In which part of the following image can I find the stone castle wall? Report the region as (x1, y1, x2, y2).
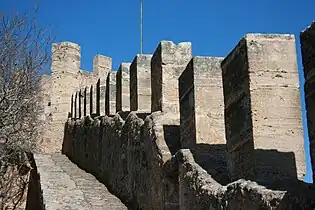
(37, 42, 111, 153)
(38, 21, 315, 209)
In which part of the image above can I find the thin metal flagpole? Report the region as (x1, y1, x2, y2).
(140, 0, 143, 55)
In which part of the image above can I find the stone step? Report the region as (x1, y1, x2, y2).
(34, 154, 127, 210)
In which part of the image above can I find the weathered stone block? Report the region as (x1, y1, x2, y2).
(96, 79, 101, 116)
(74, 91, 79, 119)
(300, 21, 315, 181)
(84, 86, 89, 116)
(43, 42, 81, 152)
(51, 42, 81, 75)
(94, 55, 111, 117)
(151, 41, 192, 116)
(93, 54, 112, 78)
(71, 94, 75, 118)
(106, 71, 117, 116)
(100, 85, 106, 116)
(79, 88, 85, 118)
(221, 34, 305, 184)
(130, 54, 152, 112)
(116, 63, 131, 112)
(90, 84, 97, 115)
(179, 56, 225, 148)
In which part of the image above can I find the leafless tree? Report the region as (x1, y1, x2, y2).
(0, 6, 52, 209)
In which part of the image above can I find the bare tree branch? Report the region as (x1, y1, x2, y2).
(0, 5, 53, 209)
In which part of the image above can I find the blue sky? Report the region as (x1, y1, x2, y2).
(1, 0, 314, 183)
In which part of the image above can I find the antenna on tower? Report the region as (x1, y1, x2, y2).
(140, 0, 143, 55)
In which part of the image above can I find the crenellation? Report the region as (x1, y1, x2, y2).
(75, 91, 79, 119)
(130, 54, 152, 112)
(84, 86, 90, 116)
(179, 56, 225, 148)
(90, 84, 97, 115)
(96, 79, 101, 116)
(51, 42, 81, 74)
(39, 41, 112, 153)
(93, 54, 112, 77)
(79, 88, 85, 118)
(37, 21, 315, 209)
(151, 41, 192, 116)
(221, 33, 305, 184)
(71, 94, 75, 118)
(106, 71, 117, 116)
(116, 63, 131, 112)
(100, 85, 106, 116)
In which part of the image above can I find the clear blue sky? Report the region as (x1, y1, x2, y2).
(1, 0, 314, 183)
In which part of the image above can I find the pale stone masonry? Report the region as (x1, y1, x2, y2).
(96, 79, 101, 115)
(90, 84, 97, 115)
(100, 84, 106, 116)
(94, 55, 111, 116)
(93, 55, 112, 77)
(84, 87, 89, 116)
(151, 41, 192, 116)
(130, 54, 152, 112)
(75, 91, 80, 119)
(33, 22, 315, 209)
(300, 21, 315, 181)
(116, 63, 131, 112)
(106, 71, 117, 116)
(79, 88, 85, 118)
(221, 34, 305, 184)
(38, 42, 112, 153)
(179, 56, 225, 148)
(70, 94, 75, 118)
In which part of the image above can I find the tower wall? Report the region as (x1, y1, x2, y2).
(221, 34, 305, 183)
(130, 54, 152, 112)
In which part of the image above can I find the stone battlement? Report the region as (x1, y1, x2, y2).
(37, 42, 112, 153)
(36, 21, 315, 209)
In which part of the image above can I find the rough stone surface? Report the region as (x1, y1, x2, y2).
(179, 56, 225, 148)
(32, 153, 127, 210)
(38, 42, 112, 153)
(300, 21, 315, 182)
(63, 111, 315, 210)
(116, 63, 131, 112)
(130, 54, 152, 112)
(35, 24, 315, 209)
(221, 34, 305, 185)
(75, 91, 80, 119)
(151, 41, 192, 115)
(79, 88, 85, 118)
(90, 84, 97, 115)
(174, 149, 315, 210)
(106, 71, 117, 116)
(63, 111, 180, 210)
(84, 86, 90, 116)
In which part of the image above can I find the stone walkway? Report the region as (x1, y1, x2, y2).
(34, 154, 127, 210)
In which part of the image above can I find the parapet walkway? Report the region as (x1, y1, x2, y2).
(34, 153, 127, 210)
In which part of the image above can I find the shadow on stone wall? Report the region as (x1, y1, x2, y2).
(163, 125, 181, 155)
(189, 144, 298, 190)
(25, 153, 44, 210)
(190, 144, 229, 185)
(172, 149, 315, 210)
(254, 149, 298, 191)
(62, 111, 178, 209)
(61, 111, 310, 209)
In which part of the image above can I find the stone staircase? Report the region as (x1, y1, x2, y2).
(33, 154, 127, 210)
